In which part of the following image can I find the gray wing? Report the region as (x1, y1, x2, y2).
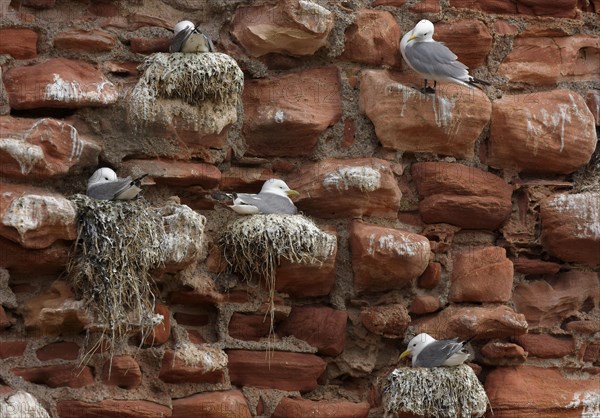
(87, 178, 134, 201)
(415, 339, 466, 367)
(405, 41, 469, 79)
(169, 27, 192, 52)
(236, 192, 297, 215)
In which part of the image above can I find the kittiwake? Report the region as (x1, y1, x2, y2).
(399, 333, 471, 368)
(170, 20, 215, 53)
(212, 179, 299, 215)
(87, 167, 147, 201)
(400, 20, 490, 93)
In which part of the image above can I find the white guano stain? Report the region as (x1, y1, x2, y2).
(323, 165, 382, 192)
(274, 110, 285, 123)
(297, 0, 332, 33)
(367, 233, 429, 257)
(565, 391, 600, 417)
(0, 138, 44, 174)
(548, 193, 600, 240)
(1, 195, 76, 239)
(44, 74, 117, 104)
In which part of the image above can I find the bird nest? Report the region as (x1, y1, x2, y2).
(67, 195, 167, 360)
(219, 214, 336, 336)
(130, 52, 243, 111)
(382, 365, 489, 418)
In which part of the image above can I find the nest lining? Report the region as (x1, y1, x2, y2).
(131, 52, 244, 110)
(219, 214, 336, 337)
(67, 195, 167, 358)
(382, 364, 489, 418)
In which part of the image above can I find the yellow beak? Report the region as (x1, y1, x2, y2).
(399, 350, 411, 360)
(407, 34, 417, 43)
(286, 189, 300, 197)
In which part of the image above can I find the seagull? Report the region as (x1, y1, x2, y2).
(169, 20, 215, 53)
(399, 333, 471, 368)
(212, 179, 300, 215)
(86, 167, 147, 201)
(400, 20, 490, 94)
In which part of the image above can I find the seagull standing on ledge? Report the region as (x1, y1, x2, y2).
(212, 179, 300, 215)
(87, 168, 147, 201)
(400, 20, 490, 94)
(169, 20, 215, 53)
(399, 333, 472, 368)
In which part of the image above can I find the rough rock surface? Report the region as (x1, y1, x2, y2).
(412, 162, 513, 229)
(57, 400, 171, 418)
(360, 304, 411, 338)
(0, 28, 38, 59)
(488, 90, 597, 174)
(360, 70, 492, 159)
(171, 390, 252, 418)
(540, 193, 600, 266)
(349, 221, 430, 293)
(273, 398, 370, 418)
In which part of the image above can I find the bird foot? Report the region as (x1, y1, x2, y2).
(419, 86, 436, 94)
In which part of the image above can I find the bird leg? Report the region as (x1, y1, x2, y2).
(420, 79, 436, 94)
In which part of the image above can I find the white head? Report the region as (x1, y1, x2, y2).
(408, 19, 435, 42)
(260, 179, 300, 198)
(399, 333, 436, 364)
(174, 20, 194, 34)
(88, 167, 118, 187)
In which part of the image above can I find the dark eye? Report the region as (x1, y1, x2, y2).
(412, 343, 417, 347)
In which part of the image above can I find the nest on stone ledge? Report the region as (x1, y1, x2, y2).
(219, 214, 336, 338)
(382, 364, 489, 418)
(129, 52, 243, 114)
(67, 195, 167, 363)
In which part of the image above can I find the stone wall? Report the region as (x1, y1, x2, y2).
(1, 0, 599, 417)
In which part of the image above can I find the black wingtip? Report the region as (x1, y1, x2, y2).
(469, 77, 491, 87)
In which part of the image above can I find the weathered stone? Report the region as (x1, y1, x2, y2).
(409, 295, 440, 315)
(36, 341, 79, 361)
(0, 117, 101, 178)
(0, 28, 38, 59)
(513, 271, 599, 328)
(57, 400, 171, 418)
(139, 303, 170, 347)
(434, 20, 492, 70)
(583, 340, 599, 365)
(278, 306, 347, 356)
(585, 89, 600, 125)
(289, 158, 402, 219)
(21, 281, 89, 335)
(21, 0, 55, 7)
(130, 37, 171, 54)
(3, 58, 118, 109)
(0, 237, 69, 274)
(159, 205, 207, 272)
(488, 90, 597, 174)
(409, 0, 441, 12)
(275, 239, 337, 297)
(500, 35, 600, 85)
(1, 391, 50, 418)
(360, 304, 410, 338)
(540, 193, 600, 266)
(123, 159, 221, 189)
(0, 305, 10, 329)
(242, 67, 342, 157)
(231, 0, 334, 57)
(341, 10, 401, 67)
(448, 0, 517, 13)
(54, 29, 118, 52)
(172, 390, 252, 418)
(485, 366, 599, 417)
(228, 313, 271, 341)
(512, 257, 561, 275)
(450, 246, 514, 303)
(101, 355, 142, 389)
(360, 70, 491, 159)
(12, 365, 93, 388)
(227, 350, 326, 392)
(481, 341, 528, 366)
(414, 305, 528, 340)
(565, 319, 600, 334)
(273, 398, 370, 418)
(513, 334, 575, 358)
(417, 262, 441, 289)
(517, 0, 579, 17)
(412, 162, 513, 229)
(349, 221, 430, 293)
(0, 184, 77, 249)
(158, 348, 227, 384)
(0, 341, 27, 359)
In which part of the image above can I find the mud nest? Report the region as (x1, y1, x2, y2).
(67, 195, 166, 360)
(219, 214, 336, 336)
(130, 52, 243, 112)
(382, 365, 489, 418)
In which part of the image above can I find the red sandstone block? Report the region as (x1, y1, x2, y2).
(57, 399, 171, 418)
(0, 28, 38, 59)
(101, 355, 142, 389)
(12, 364, 93, 388)
(172, 390, 252, 418)
(0, 341, 27, 359)
(36, 341, 80, 361)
